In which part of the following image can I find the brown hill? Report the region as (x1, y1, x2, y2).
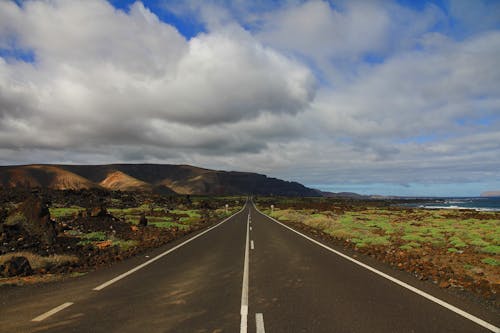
(0, 165, 97, 190)
(99, 171, 152, 192)
(0, 164, 320, 196)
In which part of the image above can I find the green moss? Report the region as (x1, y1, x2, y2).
(408, 241, 421, 248)
(150, 221, 189, 229)
(111, 239, 138, 250)
(447, 247, 459, 253)
(449, 236, 467, 248)
(50, 206, 84, 219)
(170, 209, 201, 218)
(401, 234, 428, 243)
(481, 257, 500, 266)
(364, 236, 390, 246)
(481, 245, 500, 255)
(469, 238, 490, 247)
(77, 231, 107, 245)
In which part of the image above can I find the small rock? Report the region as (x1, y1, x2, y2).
(439, 280, 450, 288)
(96, 240, 112, 250)
(90, 205, 108, 217)
(139, 213, 148, 227)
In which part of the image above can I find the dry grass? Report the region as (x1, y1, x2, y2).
(0, 252, 79, 271)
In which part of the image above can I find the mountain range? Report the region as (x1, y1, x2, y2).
(0, 164, 321, 197)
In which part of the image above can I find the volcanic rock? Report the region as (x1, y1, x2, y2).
(90, 205, 108, 217)
(3, 196, 56, 245)
(139, 213, 148, 227)
(0, 256, 33, 277)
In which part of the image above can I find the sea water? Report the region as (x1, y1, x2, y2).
(411, 197, 500, 212)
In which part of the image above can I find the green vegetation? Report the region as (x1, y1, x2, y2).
(481, 245, 500, 255)
(110, 238, 138, 250)
(108, 205, 205, 227)
(49, 206, 84, 218)
(262, 207, 500, 256)
(76, 231, 138, 250)
(78, 231, 107, 243)
(481, 257, 500, 266)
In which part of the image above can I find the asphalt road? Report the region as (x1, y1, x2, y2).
(0, 200, 498, 332)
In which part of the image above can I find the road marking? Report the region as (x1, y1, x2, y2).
(31, 302, 74, 322)
(240, 213, 250, 333)
(251, 240, 255, 250)
(93, 204, 247, 291)
(254, 204, 500, 333)
(256, 313, 265, 333)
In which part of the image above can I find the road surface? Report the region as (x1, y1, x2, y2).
(0, 200, 498, 332)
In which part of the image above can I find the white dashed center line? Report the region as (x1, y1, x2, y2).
(31, 302, 74, 322)
(256, 313, 265, 333)
(240, 212, 250, 333)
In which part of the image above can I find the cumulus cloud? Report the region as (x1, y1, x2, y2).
(253, 0, 446, 83)
(311, 30, 500, 140)
(0, 0, 315, 152)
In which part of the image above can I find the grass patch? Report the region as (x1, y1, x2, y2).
(49, 206, 84, 219)
(77, 231, 107, 245)
(449, 236, 467, 248)
(149, 221, 189, 229)
(400, 242, 421, 251)
(110, 239, 138, 250)
(481, 257, 500, 266)
(401, 234, 428, 243)
(481, 245, 500, 255)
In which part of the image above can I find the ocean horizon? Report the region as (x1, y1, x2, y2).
(402, 196, 500, 212)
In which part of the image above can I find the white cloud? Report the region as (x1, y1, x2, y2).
(0, 0, 315, 152)
(253, 0, 445, 83)
(311, 30, 500, 140)
(257, 1, 390, 60)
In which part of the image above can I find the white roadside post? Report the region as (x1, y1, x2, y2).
(225, 204, 229, 214)
(270, 204, 274, 213)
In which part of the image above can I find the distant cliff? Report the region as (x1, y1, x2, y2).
(0, 164, 320, 197)
(481, 191, 500, 197)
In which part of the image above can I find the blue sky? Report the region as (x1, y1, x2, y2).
(0, 0, 499, 196)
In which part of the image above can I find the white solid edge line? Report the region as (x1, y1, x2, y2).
(240, 212, 250, 333)
(253, 204, 500, 333)
(31, 302, 74, 322)
(256, 313, 265, 333)
(251, 240, 255, 250)
(93, 203, 248, 291)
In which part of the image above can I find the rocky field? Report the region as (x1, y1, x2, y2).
(0, 188, 244, 286)
(256, 197, 500, 308)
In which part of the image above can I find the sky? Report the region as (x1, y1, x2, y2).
(0, 0, 499, 197)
